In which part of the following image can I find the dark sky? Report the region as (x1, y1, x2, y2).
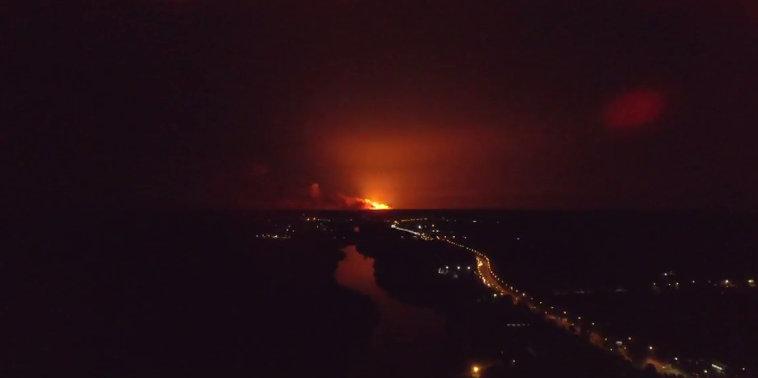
(4, 0, 758, 209)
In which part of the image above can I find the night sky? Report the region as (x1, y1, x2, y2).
(4, 0, 758, 210)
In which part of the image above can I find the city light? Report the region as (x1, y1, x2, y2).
(392, 223, 704, 378)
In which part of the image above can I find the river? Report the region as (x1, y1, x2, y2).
(334, 245, 446, 378)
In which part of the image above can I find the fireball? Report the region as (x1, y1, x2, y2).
(363, 199, 391, 210)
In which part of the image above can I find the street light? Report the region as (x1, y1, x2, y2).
(472, 365, 480, 374)
(649, 346, 654, 351)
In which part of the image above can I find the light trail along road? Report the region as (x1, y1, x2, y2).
(391, 223, 690, 378)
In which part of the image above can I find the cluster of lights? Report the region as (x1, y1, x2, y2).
(392, 223, 750, 377)
(438, 265, 473, 275)
(255, 234, 291, 240)
(390, 224, 433, 240)
(305, 217, 328, 222)
(394, 218, 428, 223)
(652, 278, 755, 289)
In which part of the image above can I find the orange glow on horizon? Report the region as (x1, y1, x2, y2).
(362, 199, 391, 210)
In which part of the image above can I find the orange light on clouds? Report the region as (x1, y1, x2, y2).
(315, 125, 515, 209)
(362, 199, 391, 210)
(603, 89, 665, 130)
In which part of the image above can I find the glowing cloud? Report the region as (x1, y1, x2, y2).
(603, 89, 666, 130)
(360, 199, 391, 210)
(278, 183, 391, 209)
(337, 194, 392, 210)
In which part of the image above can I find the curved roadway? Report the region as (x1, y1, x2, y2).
(391, 223, 689, 377)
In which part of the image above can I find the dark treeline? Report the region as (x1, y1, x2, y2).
(356, 239, 480, 309)
(466, 297, 670, 378)
(353, 237, 684, 378)
(0, 213, 378, 376)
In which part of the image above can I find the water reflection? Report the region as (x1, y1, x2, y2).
(335, 245, 445, 378)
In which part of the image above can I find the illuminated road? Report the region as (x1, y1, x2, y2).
(390, 223, 691, 378)
(644, 357, 688, 377)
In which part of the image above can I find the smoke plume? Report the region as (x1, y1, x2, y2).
(279, 183, 390, 210)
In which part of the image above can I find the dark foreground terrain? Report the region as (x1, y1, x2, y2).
(1, 213, 378, 376)
(393, 210, 758, 375)
(3, 210, 756, 378)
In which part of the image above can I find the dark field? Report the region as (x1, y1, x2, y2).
(415, 211, 758, 372)
(549, 290, 758, 368)
(2, 210, 756, 376)
(0, 213, 378, 376)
